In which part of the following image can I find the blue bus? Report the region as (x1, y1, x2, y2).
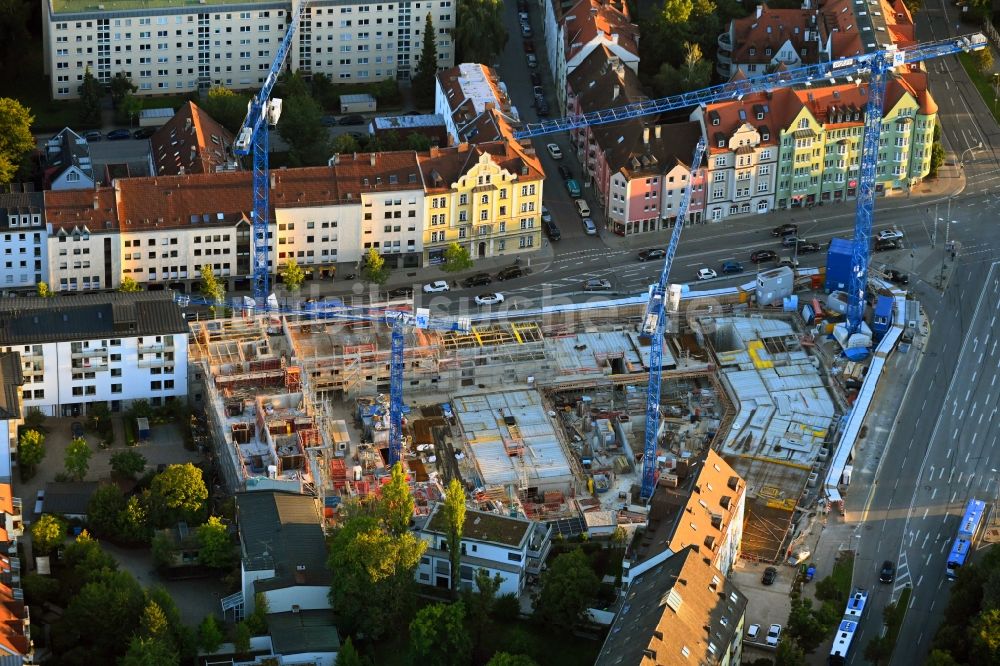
(946, 498, 987, 579)
(829, 588, 869, 665)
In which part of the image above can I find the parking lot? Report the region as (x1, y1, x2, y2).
(731, 560, 794, 655)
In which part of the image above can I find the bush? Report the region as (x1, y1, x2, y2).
(492, 593, 521, 622)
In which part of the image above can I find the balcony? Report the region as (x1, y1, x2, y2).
(139, 341, 173, 354)
(138, 354, 169, 369)
(71, 347, 107, 358)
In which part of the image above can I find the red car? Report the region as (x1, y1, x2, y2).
(523, 40, 534, 53)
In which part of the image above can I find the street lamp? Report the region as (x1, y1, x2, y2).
(960, 142, 984, 170)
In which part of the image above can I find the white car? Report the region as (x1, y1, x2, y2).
(541, 206, 552, 223)
(546, 143, 563, 160)
(697, 268, 718, 280)
(34, 490, 44, 516)
(766, 624, 782, 647)
(747, 624, 760, 640)
(583, 278, 612, 291)
(422, 280, 450, 293)
(475, 292, 505, 306)
(416, 444, 434, 452)
(877, 228, 904, 241)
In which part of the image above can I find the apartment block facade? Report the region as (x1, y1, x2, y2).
(0, 187, 48, 293)
(41, 0, 456, 99)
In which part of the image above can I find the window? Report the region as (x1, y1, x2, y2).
(507, 552, 523, 562)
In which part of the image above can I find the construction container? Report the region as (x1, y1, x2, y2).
(825, 238, 853, 292)
(755, 266, 794, 306)
(871, 295, 894, 342)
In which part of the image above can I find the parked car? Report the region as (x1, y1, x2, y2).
(637, 248, 666, 261)
(543, 220, 561, 240)
(558, 165, 573, 180)
(750, 249, 777, 263)
(797, 242, 821, 253)
(583, 278, 612, 291)
(385, 287, 414, 299)
(339, 114, 365, 126)
(530, 71, 542, 86)
(766, 624, 782, 647)
(565, 179, 581, 197)
(526, 53, 537, 67)
(771, 223, 798, 237)
(781, 235, 805, 248)
(33, 490, 44, 516)
(132, 127, 156, 139)
(461, 273, 492, 288)
(884, 268, 909, 285)
(541, 206, 552, 223)
(747, 624, 761, 640)
(475, 292, 504, 306)
(778, 256, 800, 268)
(422, 280, 450, 293)
(762, 566, 778, 585)
(496, 265, 524, 281)
(533, 85, 545, 98)
(697, 268, 717, 280)
(874, 239, 900, 252)
(877, 228, 904, 241)
(83, 130, 103, 142)
(722, 260, 744, 274)
(523, 39, 534, 53)
(71, 421, 85, 438)
(106, 128, 131, 141)
(546, 143, 563, 160)
(575, 199, 591, 217)
(582, 217, 597, 235)
(321, 115, 338, 127)
(879, 560, 896, 584)
(521, 24, 533, 38)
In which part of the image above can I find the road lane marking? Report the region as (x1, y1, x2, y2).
(994, 373, 998, 387)
(922, 533, 930, 548)
(929, 466, 936, 481)
(946, 448, 952, 459)
(941, 467, 945, 479)
(930, 490, 936, 502)
(916, 576, 923, 589)
(954, 428, 959, 439)
(952, 491, 958, 502)
(927, 553, 934, 566)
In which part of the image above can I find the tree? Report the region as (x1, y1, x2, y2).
(413, 13, 438, 108)
(110, 450, 147, 479)
(278, 69, 310, 99)
(139, 600, 170, 639)
(442, 242, 474, 273)
(64, 437, 92, 481)
(465, 568, 504, 659)
(232, 622, 252, 657)
(310, 72, 337, 110)
(119, 276, 143, 292)
(109, 72, 137, 107)
(18, 428, 45, 471)
(279, 258, 306, 291)
(277, 94, 333, 167)
(198, 615, 224, 653)
(976, 47, 995, 75)
(115, 495, 151, 544)
(336, 637, 368, 666)
(331, 133, 360, 155)
(23, 407, 48, 433)
(121, 92, 143, 128)
(201, 86, 249, 133)
(926, 649, 960, 666)
(197, 515, 235, 568)
(864, 635, 892, 664)
(406, 132, 432, 151)
(87, 483, 127, 537)
(0, 98, 34, 185)
(327, 513, 427, 639)
(199, 264, 225, 306)
(786, 597, 827, 653)
(378, 462, 415, 535)
(246, 592, 269, 635)
(443, 478, 466, 592)
(533, 549, 599, 628)
(32, 514, 65, 555)
(36, 281, 53, 298)
(361, 247, 390, 285)
(409, 602, 472, 666)
(455, 0, 507, 65)
(775, 637, 807, 666)
(930, 141, 946, 177)
(651, 42, 712, 97)
(78, 68, 103, 126)
(0, 0, 32, 75)
(54, 569, 146, 662)
(148, 463, 208, 527)
(487, 654, 539, 666)
(971, 608, 1000, 664)
(122, 635, 179, 666)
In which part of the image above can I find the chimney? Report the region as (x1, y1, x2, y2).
(370, 153, 376, 167)
(93, 196, 99, 210)
(613, 85, 620, 100)
(756, 4, 763, 18)
(643, 127, 650, 144)
(270, 173, 276, 189)
(294, 564, 306, 584)
(655, 125, 662, 139)
(611, 32, 619, 44)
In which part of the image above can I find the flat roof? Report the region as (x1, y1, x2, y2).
(51, 0, 280, 15)
(424, 503, 532, 549)
(372, 114, 446, 130)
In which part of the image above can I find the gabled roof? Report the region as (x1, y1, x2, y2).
(44, 187, 119, 233)
(563, 0, 639, 62)
(728, 4, 825, 65)
(150, 101, 237, 177)
(417, 140, 544, 194)
(568, 44, 645, 117)
(0, 184, 43, 232)
(596, 547, 748, 666)
(235, 491, 330, 590)
(44, 128, 94, 187)
(602, 121, 704, 180)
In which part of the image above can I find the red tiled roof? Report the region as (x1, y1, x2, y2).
(563, 0, 639, 62)
(728, 4, 825, 65)
(417, 140, 544, 194)
(150, 101, 237, 177)
(44, 188, 119, 232)
(0, 485, 12, 516)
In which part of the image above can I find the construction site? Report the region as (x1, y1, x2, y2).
(190, 298, 850, 563)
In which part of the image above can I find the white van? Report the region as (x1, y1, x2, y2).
(575, 199, 591, 217)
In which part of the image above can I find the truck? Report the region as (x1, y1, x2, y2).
(825, 237, 853, 292)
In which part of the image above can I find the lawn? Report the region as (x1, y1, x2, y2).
(957, 51, 1000, 126)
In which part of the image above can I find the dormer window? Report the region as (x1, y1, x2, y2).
(749, 47, 756, 55)
(765, 48, 772, 55)
(717, 140, 725, 148)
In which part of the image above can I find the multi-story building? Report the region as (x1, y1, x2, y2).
(44, 188, 121, 292)
(418, 140, 544, 264)
(717, 0, 914, 79)
(0, 186, 48, 293)
(622, 449, 746, 583)
(41, 0, 456, 99)
(435, 63, 520, 146)
(43, 128, 95, 191)
(597, 546, 748, 666)
(0, 292, 189, 417)
(414, 503, 552, 596)
(149, 101, 237, 177)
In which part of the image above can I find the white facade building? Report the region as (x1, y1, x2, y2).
(435, 63, 519, 146)
(41, 0, 456, 99)
(0, 293, 189, 417)
(0, 187, 48, 293)
(414, 503, 552, 597)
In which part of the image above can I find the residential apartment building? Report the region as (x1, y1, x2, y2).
(418, 141, 544, 264)
(552, 0, 639, 115)
(567, 47, 705, 235)
(0, 292, 189, 417)
(435, 63, 520, 146)
(623, 449, 746, 583)
(0, 186, 48, 293)
(149, 101, 237, 177)
(414, 503, 552, 596)
(41, 0, 456, 99)
(717, 0, 914, 79)
(596, 546, 748, 666)
(45, 188, 121, 292)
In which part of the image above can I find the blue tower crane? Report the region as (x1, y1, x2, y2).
(513, 33, 985, 500)
(233, 1, 310, 302)
(178, 294, 469, 465)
